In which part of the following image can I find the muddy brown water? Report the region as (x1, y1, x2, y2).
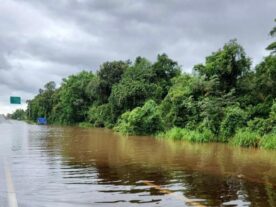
(0, 120, 276, 206)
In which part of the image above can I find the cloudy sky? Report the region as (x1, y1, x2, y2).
(0, 0, 275, 114)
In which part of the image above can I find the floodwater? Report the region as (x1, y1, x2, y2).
(0, 120, 276, 207)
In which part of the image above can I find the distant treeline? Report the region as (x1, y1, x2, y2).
(13, 19, 276, 149)
(7, 109, 26, 120)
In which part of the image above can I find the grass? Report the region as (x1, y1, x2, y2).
(78, 122, 93, 128)
(25, 119, 36, 124)
(158, 127, 184, 140)
(260, 133, 276, 150)
(231, 129, 260, 148)
(158, 127, 215, 143)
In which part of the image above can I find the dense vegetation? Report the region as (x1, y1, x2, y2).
(7, 109, 26, 120)
(10, 20, 276, 149)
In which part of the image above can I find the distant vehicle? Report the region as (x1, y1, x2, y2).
(37, 117, 47, 125)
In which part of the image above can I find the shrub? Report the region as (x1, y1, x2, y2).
(158, 127, 186, 140)
(79, 122, 93, 128)
(88, 104, 114, 128)
(220, 106, 247, 139)
(158, 127, 215, 143)
(260, 134, 276, 150)
(231, 129, 260, 148)
(247, 117, 271, 135)
(247, 101, 276, 135)
(185, 128, 215, 143)
(158, 75, 200, 129)
(114, 100, 164, 135)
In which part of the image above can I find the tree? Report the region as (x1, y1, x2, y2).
(27, 81, 57, 121)
(108, 57, 162, 122)
(151, 54, 181, 98)
(95, 61, 129, 104)
(114, 100, 164, 135)
(88, 104, 113, 128)
(199, 91, 236, 136)
(255, 55, 276, 99)
(220, 105, 248, 139)
(9, 109, 26, 120)
(266, 19, 276, 54)
(194, 40, 251, 92)
(52, 71, 95, 124)
(159, 74, 201, 129)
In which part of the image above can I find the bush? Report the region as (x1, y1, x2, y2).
(220, 106, 247, 139)
(88, 104, 114, 128)
(114, 100, 164, 135)
(158, 75, 200, 129)
(79, 122, 93, 128)
(187, 128, 215, 143)
(247, 101, 276, 135)
(158, 127, 215, 143)
(260, 134, 276, 150)
(158, 127, 186, 140)
(231, 129, 260, 148)
(247, 117, 271, 135)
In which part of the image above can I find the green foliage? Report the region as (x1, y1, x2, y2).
(159, 127, 215, 143)
(78, 122, 93, 128)
(199, 91, 236, 135)
(260, 133, 276, 150)
(25, 25, 276, 150)
(151, 54, 181, 98)
(231, 129, 260, 148)
(159, 74, 200, 129)
(9, 109, 26, 120)
(266, 19, 276, 54)
(247, 101, 276, 135)
(115, 100, 164, 135)
(88, 104, 114, 128)
(186, 128, 215, 143)
(109, 79, 158, 115)
(52, 71, 94, 124)
(110, 55, 181, 116)
(220, 105, 247, 139)
(254, 56, 276, 99)
(95, 61, 129, 104)
(194, 39, 251, 92)
(27, 81, 56, 122)
(248, 101, 273, 119)
(158, 127, 186, 140)
(247, 118, 271, 135)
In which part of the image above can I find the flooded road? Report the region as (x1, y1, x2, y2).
(0, 120, 276, 206)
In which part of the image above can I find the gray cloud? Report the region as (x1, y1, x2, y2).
(0, 0, 275, 114)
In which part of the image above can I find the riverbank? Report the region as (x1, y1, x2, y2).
(77, 122, 276, 150)
(12, 31, 276, 152)
(157, 127, 276, 150)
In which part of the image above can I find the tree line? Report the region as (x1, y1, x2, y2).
(12, 19, 276, 149)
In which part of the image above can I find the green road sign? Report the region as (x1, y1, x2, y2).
(10, 96, 21, 104)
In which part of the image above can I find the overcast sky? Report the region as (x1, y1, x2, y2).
(0, 0, 275, 114)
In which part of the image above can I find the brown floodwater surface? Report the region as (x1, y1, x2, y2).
(0, 120, 276, 206)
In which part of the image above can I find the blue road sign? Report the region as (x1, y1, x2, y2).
(37, 117, 47, 125)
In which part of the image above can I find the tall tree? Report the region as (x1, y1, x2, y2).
(266, 19, 276, 54)
(96, 61, 129, 104)
(27, 81, 56, 121)
(52, 71, 94, 124)
(194, 40, 251, 92)
(151, 54, 181, 98)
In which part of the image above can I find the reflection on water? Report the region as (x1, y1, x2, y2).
(0, 121, 276, 206)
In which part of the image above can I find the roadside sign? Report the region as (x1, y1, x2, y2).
(10, 96, 21, 104)
(37, 117, 47, 125)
